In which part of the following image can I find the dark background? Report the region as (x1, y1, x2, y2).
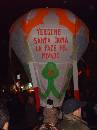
(0, 0, 97, 100)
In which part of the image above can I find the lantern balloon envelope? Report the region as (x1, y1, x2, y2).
(9, 8, 89, 107)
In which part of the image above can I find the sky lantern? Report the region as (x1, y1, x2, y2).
(9, 8, 89, 108)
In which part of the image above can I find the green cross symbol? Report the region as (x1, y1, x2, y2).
(40, 62, 64, 99)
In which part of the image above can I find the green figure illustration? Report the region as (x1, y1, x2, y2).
(40, 62, 73, 99)
(41, 62, 60, 99)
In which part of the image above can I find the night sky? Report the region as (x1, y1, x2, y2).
(0, 0, 97, 94)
